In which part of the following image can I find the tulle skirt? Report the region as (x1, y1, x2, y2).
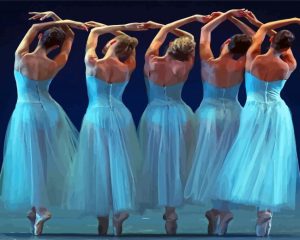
(65, 102, 140, 216)
(138, 100, 196, 209)
(213, 100, 299, 211)
(0, 101, 78, 212)
(184, 98, 241, 204)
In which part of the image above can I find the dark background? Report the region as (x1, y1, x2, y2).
(1, 1, 300, 167)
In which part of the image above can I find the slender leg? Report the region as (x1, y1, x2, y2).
(163, 207, 178, 235)
(34, 207, 52, 236)
(97, 216, 109, 235)
(256, 208, 272, 237)
(27, 207, 36, 234)
(113, 212, 129, 236)
(206, 200, 233, 236)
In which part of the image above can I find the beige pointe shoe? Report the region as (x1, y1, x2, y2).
(34, 211, 52, 236)
(205, 209, 220, 235)
(163, 212, 178, 235)
(256, 211, 272, 237)
(26, 209, 36, 234)
(113, 212, 129, 236)
(215, 211, 234, 236)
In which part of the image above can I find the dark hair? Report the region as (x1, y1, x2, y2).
(228, 34, 252, 57)
(272, 30, 295, 51)
(114, 35, 138, 62)
(167, 37, 196, 61)
(40, 27, 66, 49)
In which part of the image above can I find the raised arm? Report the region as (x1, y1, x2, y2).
(246, 17, 300, 62)
(85, 21, 129, 37)
(281, 48, 297, 72)
(85, 23, 144, 64)
(142, 20, 210, 39)
(15, 19, 87, 59)
(145, 15, 208, 59)
(200, 9, 246, 61)
(28, 11, 82, 69)
(229, 16, 255, 36)
(243, 10, 276, 37)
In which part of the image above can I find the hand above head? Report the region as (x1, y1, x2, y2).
(141, 21, 163, 29)
(243, 10, 260, 25)
(194, 14, 214, 23)
(227, 9, 247, 18)
(84, 21, 106, 28)
(28, 11, 57, 21)
(124, 22, 147, 31)
(62, 20, 89, 31)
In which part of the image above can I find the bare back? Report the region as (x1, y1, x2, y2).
(249, 54, 294, 81)
(144, 55, 193, 86)
(201, 55, 246, 88)
(86, 57, 133, 83)
(15, 53, 59, 81)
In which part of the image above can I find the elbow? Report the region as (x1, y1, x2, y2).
(161, 25, 171, 33)
(259, 24, 269, 32)
(30, 24, 40, 33)
(67, 31, 75, 39)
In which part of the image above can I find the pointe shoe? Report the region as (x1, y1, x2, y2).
(113, 212, 129, 236)
(256, 211, 272, 237)
(163, 212, 178, 235)
(97, 217, 109, 235)
(34, 211, 52, 236)
(215, 211, 234, 236)
(26, 210, 36, 234)
(205, 209, 220, 235)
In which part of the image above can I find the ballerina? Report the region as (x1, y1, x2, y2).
(65, 21, 145, 236)
(0, 11, 87, 235)
(137, 14, 212, 235)
(184, 9, 254, 235)
(214, 16, 300, 237)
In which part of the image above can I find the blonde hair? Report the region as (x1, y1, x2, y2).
(167, 37, 195, 61)
(114, 35, 138, 62)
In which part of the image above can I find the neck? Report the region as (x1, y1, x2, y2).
(104, 48, 117, 58)
(33, 45, 48, 56)
(267, 47, 282, 57)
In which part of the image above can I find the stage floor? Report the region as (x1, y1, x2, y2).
(0, 204, 299, 239)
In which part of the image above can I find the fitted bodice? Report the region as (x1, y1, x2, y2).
(14, 70, 53, 104)
(145, 78, 184, 103)
(86, 75, 128, 107)
(245, 72, 286, 103)
(202, 81, 240, 102)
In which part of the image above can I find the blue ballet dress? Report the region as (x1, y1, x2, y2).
(0, 70, 78, 212)
(65, 76, 140, 216)
(138, 79, 196, 209)
(184, 81, 242, 203)
(213, 72, 299, 211)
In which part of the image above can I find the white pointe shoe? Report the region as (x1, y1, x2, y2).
(113, 212, 129, 236)
(163, 212, 178, 235)
(34, 211, 52, 236)
(215, 211, 234, 236)
(205, 209, 220, 235)
(256, 211, 272, 237)
(26, 210, 36, 234)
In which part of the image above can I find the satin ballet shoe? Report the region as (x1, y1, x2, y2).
(256, 211, 272, 237)
(113, 212, 129, 236)
(34, 211, 52, 236)
(205, 209, 220, 235)
(26, 210, 36, 234)
(215, 211, 234, 236)
(163, 212, 178, 235)
(97, 216, 109, 235)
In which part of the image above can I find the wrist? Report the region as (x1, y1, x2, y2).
(292, 17, 300, 24)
